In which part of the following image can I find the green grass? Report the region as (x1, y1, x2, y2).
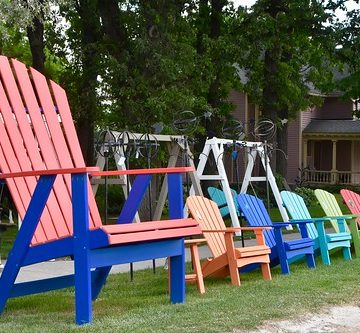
(0, 225, 17, 260)
(0, 193, 358, 331)
(0, 255, 360, 332)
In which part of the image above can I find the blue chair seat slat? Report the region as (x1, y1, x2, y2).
(284, 238, 314, 251)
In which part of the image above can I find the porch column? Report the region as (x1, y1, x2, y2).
(331, 140, 337, 184)
(302, 139, 308, 182)
(302, 139, 308, 168)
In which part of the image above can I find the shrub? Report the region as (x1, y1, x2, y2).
(294, 187, 316, 207)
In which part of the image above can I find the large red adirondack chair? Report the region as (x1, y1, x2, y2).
(0, 56, 201, 325)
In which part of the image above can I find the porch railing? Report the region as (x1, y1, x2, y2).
(304, 170, 360, 185)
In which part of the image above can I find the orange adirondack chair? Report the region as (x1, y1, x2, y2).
(0, 56, 201, 325)
(185, 196, 272, 290)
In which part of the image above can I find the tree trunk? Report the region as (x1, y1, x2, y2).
(97, 0, 128, 62)
(26, 1, 45, 73)
(276, 121, 288, 179)
(261, 0, 289, 177)
(76, 0, 101, 165)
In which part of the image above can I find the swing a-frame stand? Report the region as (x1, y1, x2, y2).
(196, 137, 289, 229)
(92, 132, 203, 222)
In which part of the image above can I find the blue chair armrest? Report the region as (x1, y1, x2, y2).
(271, 222, 290, 228)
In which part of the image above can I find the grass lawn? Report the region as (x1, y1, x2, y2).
(0, 254, 359, 332)
(0, 193, 357, 332)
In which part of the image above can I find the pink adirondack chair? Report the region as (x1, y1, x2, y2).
(340, 189, 360, 256)
(0, 56, 201, 325)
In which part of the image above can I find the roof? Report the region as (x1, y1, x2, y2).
(303, 119, 360, 135)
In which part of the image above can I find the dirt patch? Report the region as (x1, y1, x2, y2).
(235, 306, 360, 333)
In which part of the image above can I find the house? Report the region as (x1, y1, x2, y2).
(226, 90, 360, 186)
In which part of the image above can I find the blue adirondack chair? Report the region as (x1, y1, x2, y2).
(281, 190, 352, 265)
(207, 186, 239, 217)
(237, 193, 315, 274)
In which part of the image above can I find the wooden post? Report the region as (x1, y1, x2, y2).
(331, 140, 337, 184)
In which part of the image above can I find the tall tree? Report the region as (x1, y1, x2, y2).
(336, 5, 360, 117)
(25, 0, 46, 73)
(58, 0, 102, 164)
(235, 0, 344, 177)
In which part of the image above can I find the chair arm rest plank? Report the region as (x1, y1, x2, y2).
(102, 219, 201, 245)
(0, 167, 99, 178)
(271, 222, 290, 228)
(91, 166, 194, 177)
(324, 215, 353, 220)
(185, 238, 207, 245)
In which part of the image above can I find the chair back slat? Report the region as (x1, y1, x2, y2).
(50, 80, 102, 228)
(11, 59, 73, 238)
(0, 56, 102, 245)
(186, 196, 227, 258)
(314, 189, 344, 233)
(280, 191, 318, 239)
(340, 189, 360, 227)
(0, 58, 57, 243)
(237, 194, 276, 248)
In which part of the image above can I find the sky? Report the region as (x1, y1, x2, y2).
(232, 0, 360, 21)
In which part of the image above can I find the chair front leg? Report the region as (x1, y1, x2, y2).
(273, 228, 290, 274)
(224, 233, 240, 286)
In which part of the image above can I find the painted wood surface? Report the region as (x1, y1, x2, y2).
(186, 195, 272, 289)
(281, 190, 352, 265)
(0, 56, 201, 325)
(315, 189, 358, 258)
(237, 193, 316, 274)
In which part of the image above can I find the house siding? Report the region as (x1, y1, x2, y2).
(301, 107, 315, 130)
(312, 97, 353, 119)
(352, 141, 360, 183)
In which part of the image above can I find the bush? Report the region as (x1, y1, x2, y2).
(294, 187, 316, 207)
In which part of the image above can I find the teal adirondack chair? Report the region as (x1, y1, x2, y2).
(207, 186, 239, 217)
(314, 189, 360, 257)
(281, 191, 352, 265)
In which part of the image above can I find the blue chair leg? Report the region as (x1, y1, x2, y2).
(169, 240, 185, 304)
(305, 253, 316, 269)
(91, 266, 112, 300)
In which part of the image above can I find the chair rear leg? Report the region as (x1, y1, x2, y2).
(342, 246, 352, 261)
(189, 244, 205, 294)
(319, 243, 331, 265)
(305, 253, 316, 269)
(260, 263, 272, 280)
(91, 266, 112, 300)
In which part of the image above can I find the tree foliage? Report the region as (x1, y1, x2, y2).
(0, 0, 358, 169)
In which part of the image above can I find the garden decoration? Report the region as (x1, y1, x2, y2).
(137, 133, 160, 274)
(172, 110, 199, 195)
(185, 195, 272, 292)
(237, 193, 315, 274)
(281, 190, 352, 265)
(94, 128, 118, 224)
(0, 56, 201, 325)
(194, 125, 289, 229)
(315, 189, 358, 258)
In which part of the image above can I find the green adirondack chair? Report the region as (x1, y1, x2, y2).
(314, 189, 360, 257)
(281, 190, 352, 265)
